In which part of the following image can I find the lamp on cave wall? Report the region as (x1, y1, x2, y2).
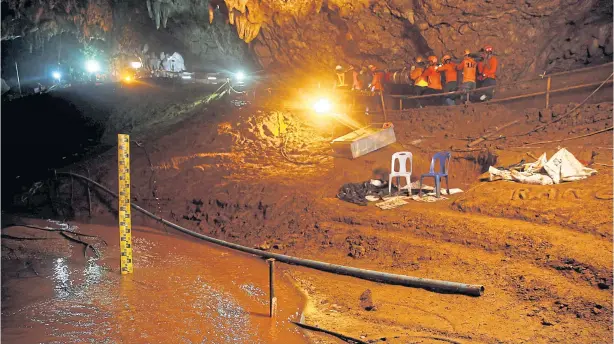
(52, 71, 62, 81)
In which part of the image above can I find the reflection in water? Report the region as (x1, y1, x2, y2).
(53, 258, 71, 298)
(84, 257, 104, 285)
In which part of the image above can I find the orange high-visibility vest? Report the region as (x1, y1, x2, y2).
(421, 66, 443, 90)
(456, 57, 477, 83)
(438, 62, 458, 83)
(478, 56, 498, 79)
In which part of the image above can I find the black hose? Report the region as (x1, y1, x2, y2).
(57, 171, 484, 297)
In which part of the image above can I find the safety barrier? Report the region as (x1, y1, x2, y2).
(243, 62, 612, 123)
(387, 62, 613, 109)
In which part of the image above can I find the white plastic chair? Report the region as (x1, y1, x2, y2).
(389, 152, 413, 195)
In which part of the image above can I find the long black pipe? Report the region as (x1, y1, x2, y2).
(58, 171, 484, 297)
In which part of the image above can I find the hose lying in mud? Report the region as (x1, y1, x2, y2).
(291, 321, 367, 344)
(57, 171, 485, 297)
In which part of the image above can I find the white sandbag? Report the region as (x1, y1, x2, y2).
(488, 166, 513, 181)
(510, 170, 554, 185)
(543, 148, 597, 184)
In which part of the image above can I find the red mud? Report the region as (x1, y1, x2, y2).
(4, 87, 613, 343)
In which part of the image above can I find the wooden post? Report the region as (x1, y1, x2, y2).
(267, 258, 277, 317)
(379, 91, 387, 122)
(399, 98, 403, 111)
(545, 76, 552, 108)
(86, 167, 92, 217)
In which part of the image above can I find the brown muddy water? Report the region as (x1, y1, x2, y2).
(1, 221, 309, 343)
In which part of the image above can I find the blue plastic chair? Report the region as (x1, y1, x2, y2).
(419, 152, 451, 198)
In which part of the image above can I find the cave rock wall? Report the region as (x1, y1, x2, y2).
(221, 0, 613, 82)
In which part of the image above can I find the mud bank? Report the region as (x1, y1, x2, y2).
(6, 80, 613, 343)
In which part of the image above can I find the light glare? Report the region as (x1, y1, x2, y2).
(130, 61, 142, 69)
(313, 98, 332, 114)
(85, 60, 100, 73)
(52, 71, 61, 80)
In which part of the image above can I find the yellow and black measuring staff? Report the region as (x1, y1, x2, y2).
(118, 134, 133, 274)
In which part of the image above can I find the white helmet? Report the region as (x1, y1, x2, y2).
(335, 65, 343, 71)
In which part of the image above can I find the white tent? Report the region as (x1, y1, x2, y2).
(161, 52, 185, 72)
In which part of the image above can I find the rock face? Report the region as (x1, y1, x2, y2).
(1, 0, 254, 74)
(2, 0, 612, 81)
(221, 0, 613, 82)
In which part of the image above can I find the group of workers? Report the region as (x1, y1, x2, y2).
(335, 45, 498, 106)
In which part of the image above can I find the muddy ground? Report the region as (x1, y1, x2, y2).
(3, 79, 613, 343)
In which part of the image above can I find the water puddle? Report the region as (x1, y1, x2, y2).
(1, 223, 308, 343)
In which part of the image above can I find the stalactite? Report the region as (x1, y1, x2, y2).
(146, 0, 153, 19)
(162, 4, 169, 29)
(153, 0, 161, 29)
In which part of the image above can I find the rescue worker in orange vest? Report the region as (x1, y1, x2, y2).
(410, 56, 428, 96)
(477, 44, 497, 101)
(365, 64, 384, 115)
(420, 55, 443, 95)
(456, 49, 477, 99)
(368, 64, 385, 92)
(437, 54, 458, 105)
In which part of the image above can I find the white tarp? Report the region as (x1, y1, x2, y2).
(543, 148, 597, 183)
(488, 148, 596, 185)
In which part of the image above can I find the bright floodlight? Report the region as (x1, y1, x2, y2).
(85, 60, 100, 73)
(130, 61, 142, 69)
(52, 71, 61, 80)
(313, 98, 332, 114)
(235, 71, 245, 80)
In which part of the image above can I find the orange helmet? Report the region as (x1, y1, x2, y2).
(415, 56, 424, 63)
(483, 45, 493, 53)
(442, 55, 451, 62)
(463, 49, 471, 56)
(427, 55, 438, 64)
